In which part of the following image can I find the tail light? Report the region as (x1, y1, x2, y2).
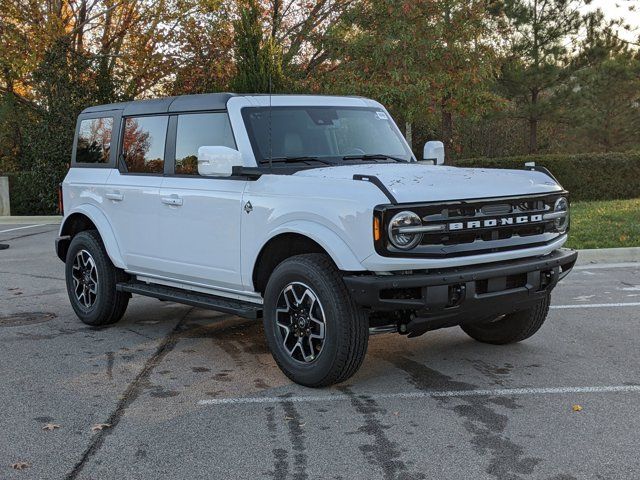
(58, 183, 64, 215)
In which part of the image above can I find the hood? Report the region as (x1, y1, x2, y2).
(293, 163, 562, 203)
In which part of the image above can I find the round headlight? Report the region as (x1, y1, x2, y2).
(388, 211, 423, 249)
(554, 197, 569, 233)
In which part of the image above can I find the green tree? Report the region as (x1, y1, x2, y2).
(563, 52, 640, 152)
(232, 0, 284, 93)
(323, 0, 499, 158)
(498, 0, 586, 154)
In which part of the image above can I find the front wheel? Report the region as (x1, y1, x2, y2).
(461, 295, 550, 345)
(65, 230, 130, 326)
(263, 254, 369, 387)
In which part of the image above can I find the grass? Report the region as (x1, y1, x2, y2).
(566, 198, 640, 249)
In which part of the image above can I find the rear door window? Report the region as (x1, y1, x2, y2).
(174, 113, 235, 175)
(122, 116, 168, 174)
(76, 117, 113, 164)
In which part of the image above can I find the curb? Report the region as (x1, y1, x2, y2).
(0, 215, 62, 225)
(575, 247, 640, 266)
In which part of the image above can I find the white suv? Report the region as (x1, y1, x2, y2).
(56, 93, 577, 387)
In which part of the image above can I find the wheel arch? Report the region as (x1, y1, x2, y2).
(57, 205, 125, 268)
(251, 222, 364, 294)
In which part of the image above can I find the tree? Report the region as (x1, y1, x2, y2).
(431, 0, 502, 156)
(230, 0, 354, 93)
(267, 0, 355, 85)
(232, 0, 284, 93)
(169, 0, 236, 95)
(498, 0, 586, 154)
(571, 54, 640, 152)
(322, 0, 499, 158)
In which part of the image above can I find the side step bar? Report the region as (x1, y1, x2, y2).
(116, 282, 262, 319)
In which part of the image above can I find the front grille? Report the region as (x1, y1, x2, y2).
(378, 192, 566, 258)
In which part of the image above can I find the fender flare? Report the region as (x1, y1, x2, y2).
(60, 204, 126, 269)
(252, 220, 364, 273)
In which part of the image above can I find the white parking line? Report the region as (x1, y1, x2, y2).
(0, 224, 48, 234)
(198, 384, 640, 406)
(551, 302, 640, 309)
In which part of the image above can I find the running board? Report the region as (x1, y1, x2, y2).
(116, 282, 262, 319)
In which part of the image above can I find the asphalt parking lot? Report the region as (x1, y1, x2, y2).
(1, 223, 639, 480)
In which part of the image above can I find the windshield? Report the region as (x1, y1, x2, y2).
(241, 106, 414, 164)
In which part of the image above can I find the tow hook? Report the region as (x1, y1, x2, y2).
(448, 284, 466, 307)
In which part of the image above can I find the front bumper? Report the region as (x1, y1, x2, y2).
(343, 248, 577, 335)
(55, 235, 71, 262)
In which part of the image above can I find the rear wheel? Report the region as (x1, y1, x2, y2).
(461, 295, 550, 345)
(65, 230, 129, 326)
(263, 254, 368, 387)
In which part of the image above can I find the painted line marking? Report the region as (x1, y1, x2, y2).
(0, 224, 52, 234)
(198, 384, 640, 406)
(551, 302, 640, 309)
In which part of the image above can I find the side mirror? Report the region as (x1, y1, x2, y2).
(422, 141, 445, 165)
(197, 146, 243, 177)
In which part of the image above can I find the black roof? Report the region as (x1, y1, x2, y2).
(81, 93, 237, 115)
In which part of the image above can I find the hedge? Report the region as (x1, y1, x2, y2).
(6, 171, 61, 216)
(455, 151, 640, 202)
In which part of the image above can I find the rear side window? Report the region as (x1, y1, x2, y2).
(122, 116, 168, 174)
(76, 117, 113, 164)
(175, 113, 235, 175)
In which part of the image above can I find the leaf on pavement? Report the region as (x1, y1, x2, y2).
(11, 462, 30, 470)
(42, 423, 61, 431)
(91, 423, 111, 432)
(572, 404, 583, 412)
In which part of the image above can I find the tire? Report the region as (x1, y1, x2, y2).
(263, 253, 369, 387)
(65, 230, 130, 326)
(460, 295, 550, 345)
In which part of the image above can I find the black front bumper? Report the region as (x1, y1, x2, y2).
(343, 248, 577, 335)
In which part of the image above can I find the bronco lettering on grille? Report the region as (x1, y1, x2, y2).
(448, 214, 543, 231)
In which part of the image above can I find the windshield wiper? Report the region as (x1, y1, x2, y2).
(342, 154, 407, 163)
(262, 156, 335, 166)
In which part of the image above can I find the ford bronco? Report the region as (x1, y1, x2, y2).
(56, 93, 577, 387)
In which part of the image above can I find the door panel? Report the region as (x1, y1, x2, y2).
(158, 177, 246, 290)
(104, 171, 163, 273)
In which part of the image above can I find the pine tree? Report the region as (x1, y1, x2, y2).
(232, 0, 284, 93)
(499, 0, 586, 154)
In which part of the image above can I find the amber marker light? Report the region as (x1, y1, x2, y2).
(373, 216, 381, 241)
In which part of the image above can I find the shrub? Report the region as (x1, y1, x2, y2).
(456, 151, 640, 201)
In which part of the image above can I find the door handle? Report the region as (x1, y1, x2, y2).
(105, 191, 124, 201)
(161, 195, 183, 206)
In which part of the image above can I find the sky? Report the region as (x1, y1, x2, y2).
(582, 0, 640, 43)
